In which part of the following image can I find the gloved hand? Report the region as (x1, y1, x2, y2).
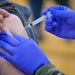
(0, 30, 50, 75)
(42, 5, 75, 39)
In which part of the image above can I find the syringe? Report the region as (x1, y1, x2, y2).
(25, 12, 52, 29)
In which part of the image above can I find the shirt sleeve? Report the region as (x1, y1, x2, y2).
(35, 63, 65, 75)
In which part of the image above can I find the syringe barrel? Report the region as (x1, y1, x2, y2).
(32, 15, 46, 26)
(25, 12, 52, 29)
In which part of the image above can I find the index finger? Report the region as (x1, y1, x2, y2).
(0, 8, 10, 17)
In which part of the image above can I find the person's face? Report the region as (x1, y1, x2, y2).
(0, 13, 27, 75)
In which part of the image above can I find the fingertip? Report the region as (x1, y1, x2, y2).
(42, 8, 49, 15)
(42, 10, 47, 15)
(52, 22, 57, 27)
(45, 25, 52, 32)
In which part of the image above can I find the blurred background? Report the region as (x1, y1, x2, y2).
(10, 0, 75, 75)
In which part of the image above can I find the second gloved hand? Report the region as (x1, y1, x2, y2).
(0, 30, 50, 75)
(42, 5, 75, 39)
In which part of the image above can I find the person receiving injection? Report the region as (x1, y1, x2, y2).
(1, 5, 75, 75)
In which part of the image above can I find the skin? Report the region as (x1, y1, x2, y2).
(0, 8, 10, 29)
(0, 10, 28, 75)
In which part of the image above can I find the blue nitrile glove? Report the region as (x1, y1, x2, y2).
(42, 5, 75, 39)
(0, 30, 50, 75)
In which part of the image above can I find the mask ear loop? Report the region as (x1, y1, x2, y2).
(3, 27, 13, 37)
